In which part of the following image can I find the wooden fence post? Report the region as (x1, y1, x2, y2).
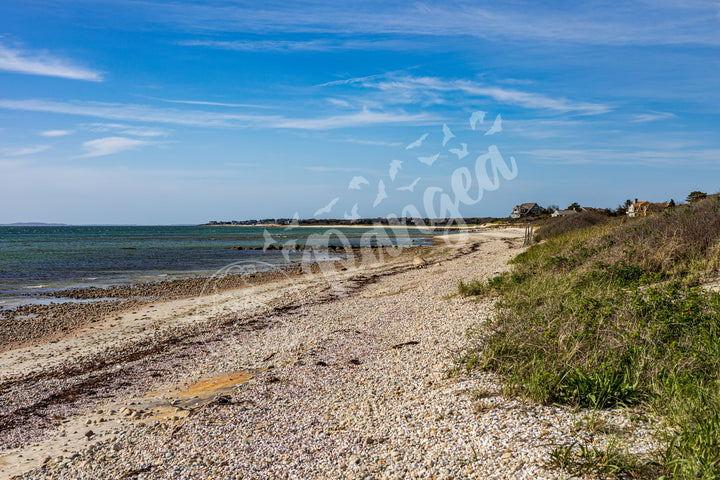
(523, 225, 534, 247)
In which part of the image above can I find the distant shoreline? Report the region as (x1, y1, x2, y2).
(206, 223, 492, 230)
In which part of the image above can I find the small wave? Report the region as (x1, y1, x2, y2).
(24, 285, 46, 289)
(83, 277, 99, 280)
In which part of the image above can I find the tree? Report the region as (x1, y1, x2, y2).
(567, 202, 581, 211)
(668, 199, 676, 207)
(547, 204, 560, 213)
(686, 191, 707, 203)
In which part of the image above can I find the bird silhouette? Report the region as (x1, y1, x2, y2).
(314, 197, 340, 217)
(263, 230, 277, 250)
(418, 153, 440, 166)
(344, 203, 360, 220)
(484, 114, 502, 136)
(373, 180, 388, 207)
(442, 124, 455, 147)
(397, 177, 421, 192)
(470, 111, 486, 130)
(389, 160, 402, 181)
(449, 143, 468, 160)
(348, 176, 370, 190)
(406, 133, 429, 150)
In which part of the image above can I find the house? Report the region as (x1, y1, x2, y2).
(551, 209, 579, 218)
(627, 199, 671, 217)
(511, 202, 540, 218)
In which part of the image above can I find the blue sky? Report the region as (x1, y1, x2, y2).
(0, 1, 719, 224)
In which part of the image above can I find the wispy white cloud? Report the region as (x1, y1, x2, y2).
(179, 39, 334, 52)
(326, 98, 352, 108)
(41, 129, 73, 137)
(0, 43, 102, 81)
(146, 97, 275, 109)
(78, 137, 149, 158)
(86, 123, 169, 137)
(2, 145, 50, 157)
(325, 73, 611, 115)
(521, 147, 720, 165)
(155, 2, 720, 46)
(337, 137, 403, 147)
(274, 107, 435, 129)
(0, 98, 278, 128)
(631, 111, 677, 123)
(178, 38, 426, 52)
(0, 98, 429, 131)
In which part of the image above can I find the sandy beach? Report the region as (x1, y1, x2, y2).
(0, 229, 660, 479)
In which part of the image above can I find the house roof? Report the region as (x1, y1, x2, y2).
(632, 201, 670, 208)
(516, 202, 538, 209)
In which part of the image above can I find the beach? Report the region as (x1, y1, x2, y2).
(0, 229, 660, 479)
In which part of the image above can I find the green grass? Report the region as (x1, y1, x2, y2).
(459, 195, 720, 479)
(548, 439, 662, 478)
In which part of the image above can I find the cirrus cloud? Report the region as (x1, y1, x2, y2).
(0, 43, 102, 81)
(2, 145, 50, 157)
(41, 129, 73, 137)
(78, 137, 149, 158)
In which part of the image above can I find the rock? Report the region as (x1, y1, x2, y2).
(84, 430, 94, 439)
(413, 257, 427, 266)
(122, 408, 133, 416)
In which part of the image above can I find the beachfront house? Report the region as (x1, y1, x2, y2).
(627, 199, 671, 217)
(551, 209, 579, 218)
(511, 202, 540, 218)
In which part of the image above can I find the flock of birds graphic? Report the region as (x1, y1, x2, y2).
(312, 111, 503, 219)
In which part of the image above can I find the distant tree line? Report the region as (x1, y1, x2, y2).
(204, 217, 497, 227)
(204, 191, 713, 227)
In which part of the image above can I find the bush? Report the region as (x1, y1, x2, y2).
(459, 196, 720, 478)
(534, 211, 609, 242)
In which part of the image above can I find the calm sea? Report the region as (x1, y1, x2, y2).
(0, 225, 429, 308)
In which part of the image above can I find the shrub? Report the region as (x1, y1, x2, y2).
(534, 211, 609, 242)
(459, 196, 720, 478)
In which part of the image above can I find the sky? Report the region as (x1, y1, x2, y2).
(0, 1, 719, 224)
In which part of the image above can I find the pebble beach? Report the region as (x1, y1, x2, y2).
(0, 229, 661, 479)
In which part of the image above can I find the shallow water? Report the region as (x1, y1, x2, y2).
(0, 225, 430, 303)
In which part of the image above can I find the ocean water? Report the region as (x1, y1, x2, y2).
(0, 225, 429, 308)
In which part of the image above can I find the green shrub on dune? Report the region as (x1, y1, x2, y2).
(460, 195, 720, 479)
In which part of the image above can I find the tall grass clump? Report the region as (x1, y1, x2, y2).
(460, 195, 720, 478)
(534, 210, 610, 242)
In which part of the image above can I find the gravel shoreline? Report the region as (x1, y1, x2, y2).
(0, 230, 661, 479)
(0, 245, 429, 351)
